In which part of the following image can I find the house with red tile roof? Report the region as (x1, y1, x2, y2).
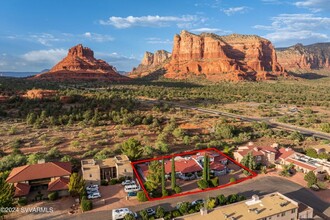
(234, 143, 278, 167)
(137, 150, 228, 181)
(6, 162, 71, 197)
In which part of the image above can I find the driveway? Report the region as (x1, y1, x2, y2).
(63, 176, 330, 220)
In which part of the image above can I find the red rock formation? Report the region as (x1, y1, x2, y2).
(23, 89, 58, 99)
(33, 44, 129, 81)
(164, 31, 285, 81)
(276, 43, 330, 73)
(130, 50, 171, 78)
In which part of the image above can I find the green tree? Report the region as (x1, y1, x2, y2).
(305, 148, 318, 158)
(124, 213, 135, 220)
(121, 138, 143, 160)
(171, 157, 176, 190)
(161, 159, 167, 197)
(172, 128, 184, 139)
(68, 173, 85, 197)
(139, 210, 149, 220)
(304, 171, 317, 187)
(178, 202, 190, 215)
(27, 152, 45, 164)
(0, 176, 15, 218)
(137, 191, 148, 202)
(155, 206, 165, 218)
(217, 194, 227, 205)
(215, 124, 236, 139)
(145, 161, 162, 192)
(203, 154, 210, 181)
(240, 152, 256, 174)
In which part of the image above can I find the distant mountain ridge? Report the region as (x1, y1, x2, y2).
(276, 42, 330, 73)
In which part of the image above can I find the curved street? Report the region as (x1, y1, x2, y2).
(67, 176, 330, 220)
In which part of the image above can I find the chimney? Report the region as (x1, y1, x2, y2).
(37, 159, 45, 164)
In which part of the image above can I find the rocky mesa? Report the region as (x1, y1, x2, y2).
(131, 30, 286, 81)
(276, 43, 330, 73)
(33, 44, 128, 81)
(130, 50, 171, 78)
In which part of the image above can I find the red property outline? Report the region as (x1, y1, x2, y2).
(131, 148, 257, 201)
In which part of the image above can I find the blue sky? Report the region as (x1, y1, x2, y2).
(0, 0, 329, 72)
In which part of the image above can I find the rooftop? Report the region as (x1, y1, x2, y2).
(175, 192, 298, 220)
(6, 162, 71, 183)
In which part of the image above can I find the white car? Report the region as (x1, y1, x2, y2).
(112, 208, 137, 220)
(191, 199, 205, 206)
(86, 184, 98, 191)
(121, 180, 135, 186)
(87, 192, 101, 199)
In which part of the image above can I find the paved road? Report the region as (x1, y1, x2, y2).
(151, 100, 330, 140)
(65, 176, 330, 220)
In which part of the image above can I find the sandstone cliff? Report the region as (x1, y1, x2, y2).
(130, 50, 171, 78)
(33, 44, 128, 81)
(164, 31, 285, 81)
(276, 43, 330, 73)
(130, 31, 285, 81)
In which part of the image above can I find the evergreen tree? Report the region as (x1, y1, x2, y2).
(120, 138, 143, 160)
(240, 152, 256, 173)
(0, 175, 15, 218)
(68, 173, 85, 197)
(145, 161, 162, 192)
(171, 157, 176, 190)
(161, 159, 167, 196)
(203, 154, 210, 181)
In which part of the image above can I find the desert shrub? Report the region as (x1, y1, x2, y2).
(210, 177, 219, 187)
(17, 197, 27, 206)
(81, 198, 93, 211)
(48, 191, 58, 201)
(171, 210, 181, 218)
(109, 179, 118, 185)
(174, 185, 181, 194)
(206, 197, 217, 209)
(137, 191, 148, 202)
(197, 179, 209, 190)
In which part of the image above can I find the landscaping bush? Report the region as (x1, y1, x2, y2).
(156, 206, 165, 218)
(48, 191, 58, 201)
(197, 179, 209, 190)
(171, 210, 181, 218)
(124, 213, 135, 220)
(229, 177, 236, 183)
(164, 212, 172, 220)
(137, 191, 148, 202)
(217, 194, 227, 205)
(17, 197, 27, 206)
(109, 179, 118, 185)
(139, 210, 148, 220)
(188, 208, 196, 214)
(101, 180, 109, 186)
(118, 176, 126, 182)
(174, 186, 181, 194)
(178, 202, 190, 215)
(227, 194, 238, 204)
(316, 181, 328, 190)
(209, 177, 219, 187)
(206, 197, 217, 209)
(81, 198, 93, 211)
(162, 189, 169, 197)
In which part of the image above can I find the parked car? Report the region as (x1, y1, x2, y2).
(191, 199, 205, 206)
(86, 184, 98, 191)
(179, 174, 196, 180)
(127, 191, 137, 197)
(87, 192, 101, 199)
(121, 180, 135, 186)
(112, 208, 130, 220)
(124, 184, 140, 193)
(146, 208, 155, 216)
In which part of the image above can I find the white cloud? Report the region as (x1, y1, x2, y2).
(254, 13, 330, 45)
(82, 32, 114, 42)
(295, 0, 330, 12)
(95, 52, 140, 71)
(145, 37, 172, 44)
(222, 6, 251, 16)
(99, 15, 203, 28)
(190, 28, 232, 35)
(22, 49, 67, 64)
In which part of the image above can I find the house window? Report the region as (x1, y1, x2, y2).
(89, 174, 92, 178)
(281, 212, 285, 217)
(291, 209, 296, 213)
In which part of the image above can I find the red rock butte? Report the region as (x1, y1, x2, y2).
(131, 30, 287, 81)
(33, 44, 128, 81)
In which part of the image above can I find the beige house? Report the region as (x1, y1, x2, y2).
(174, 192, 313, 220)
(234, 144, 278, 166)
(81, 155, 133, 185)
